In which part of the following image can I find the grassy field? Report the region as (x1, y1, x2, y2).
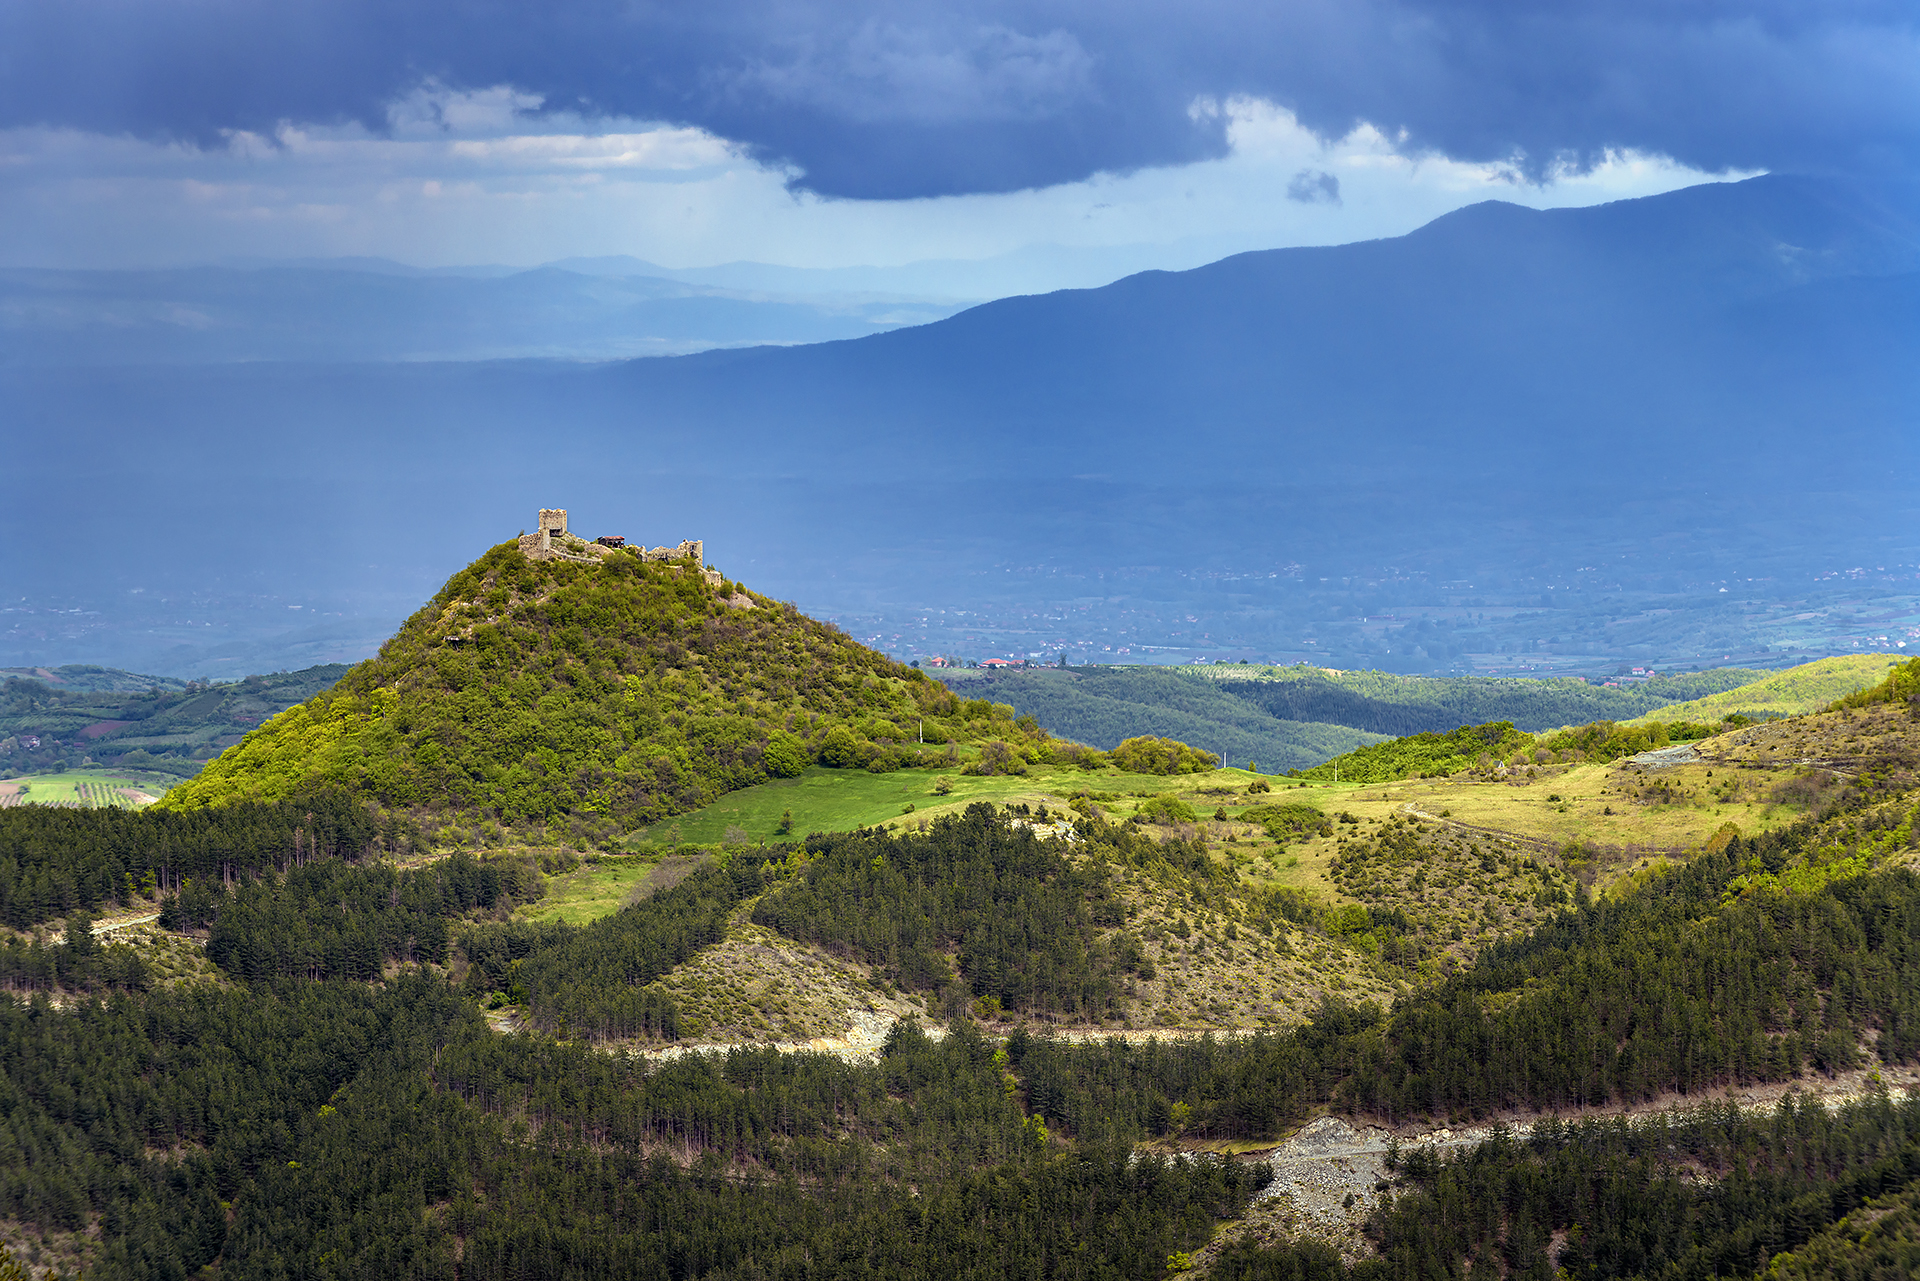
(1310, 760, 1795, 848)
(627, 751, 1801, 877)
(0, 768, 177, 808)
(1629, 653, 1903, 725)
(523, 854, 716, 925)
(550, 704, 1855, 931)
(626, 764, 1256, 847)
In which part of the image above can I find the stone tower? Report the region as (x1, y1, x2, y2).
(519, 508, 584, 560)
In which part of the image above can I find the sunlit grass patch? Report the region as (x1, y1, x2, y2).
(628, 764, 1267, 847)
(523, 853, 676, 925)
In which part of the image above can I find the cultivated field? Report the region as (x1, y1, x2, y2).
(0, 768, 173, 808)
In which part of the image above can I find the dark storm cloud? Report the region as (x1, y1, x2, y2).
(1, 1, 1912, 198)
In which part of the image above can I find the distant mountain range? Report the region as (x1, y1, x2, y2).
(0, 263, 972, 364)
(2, 174, 1913, 675)
(567, 173, 1916, 493)
(206, 236, 1261, 299)
(0, 236, 1277, 367)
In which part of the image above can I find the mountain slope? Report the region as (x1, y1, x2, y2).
(3, 174, 1914, 675)
(573, 173, 1917, 486)
(161, 542, 1004, 824)
(1629, 653, 1907, 724)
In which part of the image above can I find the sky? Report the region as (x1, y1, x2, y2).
(3, 1, 1910, 285)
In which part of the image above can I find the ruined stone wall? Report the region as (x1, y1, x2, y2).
(639, 539, 704, 564)
(518, 509, 709, 570)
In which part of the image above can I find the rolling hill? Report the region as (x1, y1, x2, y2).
(936, 662, 1771, 772)
(936, 665, 1387, 772)
(1628, 653, 1907, 724)
(159, 536, 1058, 827)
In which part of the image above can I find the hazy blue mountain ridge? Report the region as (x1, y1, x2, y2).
(0, 265, 968, 364)
(2, 175, 1912, 675)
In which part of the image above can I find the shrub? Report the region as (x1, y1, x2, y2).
(763, 733, 808, 777)
(1135, 795, 1197, 825)
(818, 725, 870, 770)
(1110, 736, 1219, 776)
(968, 740, 1028, 776)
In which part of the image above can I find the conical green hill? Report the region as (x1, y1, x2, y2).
(161, 541, 988, 825)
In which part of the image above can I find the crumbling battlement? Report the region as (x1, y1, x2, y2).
(516, 508, 725, 589)
(517, 508, 599, 563)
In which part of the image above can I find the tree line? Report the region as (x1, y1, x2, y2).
(194, 851, 540, 981)
(458, 856, 776, 1041)
(1219, 666, 1760, 737)
(0, 786, 413, 929)
(1342, 842, 1920, 1120)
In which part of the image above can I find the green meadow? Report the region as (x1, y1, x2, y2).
(627, 763, 1269, 847)
(524, 855, 664, 924)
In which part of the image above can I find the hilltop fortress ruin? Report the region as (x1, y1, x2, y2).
(517, 508, 726, 589)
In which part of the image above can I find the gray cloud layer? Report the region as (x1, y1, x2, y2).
(3, 1, 1913, 198)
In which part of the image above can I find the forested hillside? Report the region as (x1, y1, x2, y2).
(1216, 1094, 1920, 1281)
(1210, 664, 1760, 735)
(937, 666, 1382, 771)
(939, 662, 1789, 777)
(0, 787, 414, 929)
(162, 543, 1057, 825)
(4, 659, 1920, 1276)
(4, 768, 1920, 1276)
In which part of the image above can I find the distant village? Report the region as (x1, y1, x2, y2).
(925, 656, 1054, 671)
